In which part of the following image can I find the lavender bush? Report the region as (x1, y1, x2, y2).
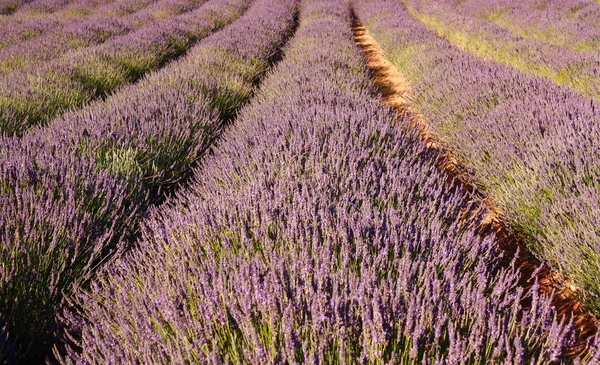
(0, 0, 110, 49)
(0, 0, 136, 50)
(0, 0, 223, 136)
(0, 0, 160, 41)
(0, 0, 209, 72)
(0, 0, 88, 15)
(402, 0, 600, 100)
(354, 0, 600, 317)
(12, 0, 72, 14)
(444, 0, 600, 52)
(59, 0, 584, 363)
(0, 0, 80, 28)
(0, 0, 299, 362)
(0, 0, 31, 14)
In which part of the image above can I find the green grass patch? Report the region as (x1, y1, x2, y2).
(96, 145, 143, 176)
(475, 6, 509, 22)
(20, 29, 42, 41)
(0, 56, 28, 74)
(1, 4, 17, 15)
(205, 49, 270, 83)
(62, 7, 93, 17)
(150, 9, 175, 20)
(199, 78, 253, 121)
(110, 51, 158, 81)
(0, 76, 87, 135)
(71, 58, 128, 99)
(386, 43, 429, 81)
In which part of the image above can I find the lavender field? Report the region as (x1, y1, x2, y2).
(1, 0, 600, 363)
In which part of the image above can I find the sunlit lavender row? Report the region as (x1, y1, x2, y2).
(55, 0, 587, 363)
(8, 0, 99, 16)
(403, 0, 600, 100)
(354, 0, 600, 316)
(0, 0, 234, 136)
(0, 0, 134, 49)
(0, 0, 210, 73)
(444, 0, 600, 51)
(1, 0, 87, 15)
(9, 0, 102, 15)
(0, 0, 150, 56)
(0, 0, 299, 362)
(1, 0, 600, 363)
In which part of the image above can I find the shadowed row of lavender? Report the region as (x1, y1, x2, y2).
(403, 0, 600, 100)
(55, 0, 594, 363)
(355, 0, 600, 319)
(0, 0, 219, 137)
(0, 0, 33, 15)
(0, 0, 299, 362)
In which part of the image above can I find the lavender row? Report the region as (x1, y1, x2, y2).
(56, 0, 585, 363)
(0, 0, 146, 34)
(0, 0, 299, 361)
(355, 0, 600, 317)
(0, 0, 32, 15)
(0, 0, 70, 18)
(443, 0, 600, 52)
(0, 0, 132, 50)
(8, 0, 73, 14)
(403, 0, 600, 100)
(0, 0, 148, 61)
(0, 0, 203, 74)
(0, 0, 85, 16)
(0, 0, 213, 136)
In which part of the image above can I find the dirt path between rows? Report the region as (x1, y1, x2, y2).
(351, 16, 598, 359)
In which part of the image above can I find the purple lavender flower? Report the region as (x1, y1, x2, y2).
(0, 0, 298, 362)
(59, 0, 582, 363)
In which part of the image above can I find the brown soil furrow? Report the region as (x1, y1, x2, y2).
(351, 16, 599, 359)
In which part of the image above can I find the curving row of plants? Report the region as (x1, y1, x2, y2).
(0, 0, 33, 15)
(57, 0, 586, 363)
(354, 0, 600, 320)
(0, 0, 140, 50)
(0, 0, 210, 73)
(0, 0, 300, 362)
(0, 0, 82, 16)
(438, 0, 600, 52)
(402, 0, 600, 100)
(0, 0, 224, 136)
